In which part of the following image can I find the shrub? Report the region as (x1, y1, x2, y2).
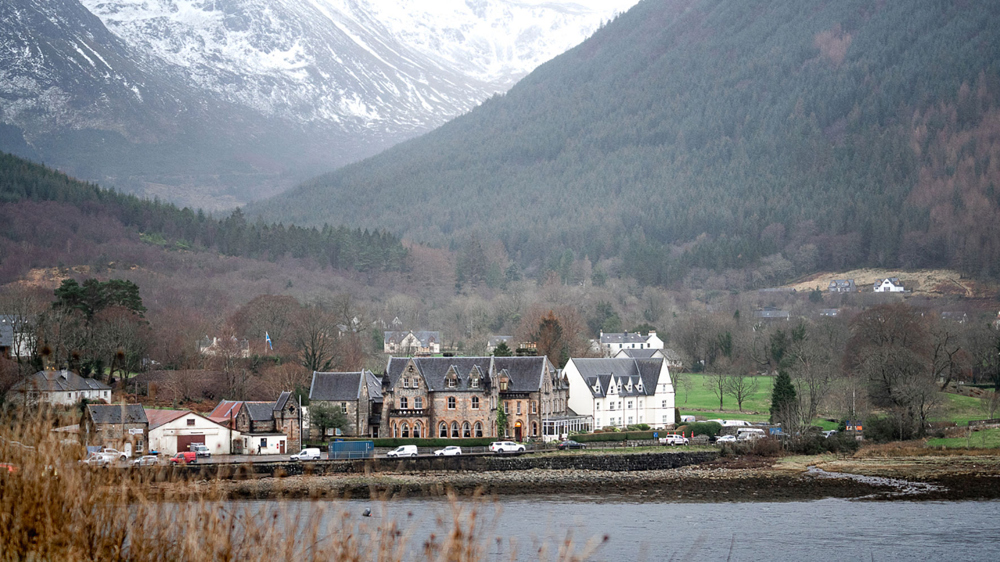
(677, 421, 722, 438)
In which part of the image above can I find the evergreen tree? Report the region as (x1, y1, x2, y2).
(493, 341, 513, 357)
(769, 369, 798, 427)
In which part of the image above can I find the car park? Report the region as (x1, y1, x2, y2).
(434, 446, 462, 456)
(132, 455, 162, 467)
(291, 448, 322, 461)
(557, 440, 585, 450)
(489, 441, 525, 454)
(386, 445, 418, 458)
(659, 434, 689, 446)
(170, 451, 197, 464)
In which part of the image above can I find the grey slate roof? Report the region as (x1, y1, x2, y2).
(494, 356, 553, 393)
(273, 391, 292, 412)
(243, 402, 278, 422)
(618, 349, 660, 359)
(87, 404, 148, 425)
(10, 370, 111, 393)
(0, 315, 16, 348)
(365, 371, 384, 403)
(385, 357, 493, 392)
(310, 371, 373, 401)
(572, 358, 667, 398)
(600, 332, 653, 345)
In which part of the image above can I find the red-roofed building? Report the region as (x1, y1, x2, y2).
(206, 391, 301, 454)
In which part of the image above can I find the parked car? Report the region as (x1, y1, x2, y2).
(80, 452, 114, 466)
(737, 428, 766, 441)
(386, 445, 418, 458)
(490, 441, 525, 454)
(0, 462, 19, 473)
(715, 435, 737, 444)
(822, 430, 838, 439)
(170, 451, 197, 464)
(659, 434, 689, 446)
(132, 455, 162, 467)
(290, 448, 322, 461)
(100, 448, 129, 461)
(434, 446, 462, 456)
(189, 443, 211, 458)
(557, 440, 585, 450)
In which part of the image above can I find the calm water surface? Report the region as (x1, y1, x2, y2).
(246, 496, 1000, 561)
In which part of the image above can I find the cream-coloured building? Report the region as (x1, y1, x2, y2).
(564, 357, 675, 430)
(8, 370, 111, 406)
(145, 409, 240, 456)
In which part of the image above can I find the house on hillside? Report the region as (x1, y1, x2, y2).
(598, 331, 664, 357)
(941, 311, 968, 324)
(383, 330, 441, 355)
(873, 278, 904, 292)
(145, 409, 239, 456)
(8, 370, 111, 406)
(208, 391, 301, 454)
(82, 403, 148, 454)
(381, 355, 575, 442)
(487, 335, 514, 354)
(564, 357, 675, 430)
(614, 347, 683, 371)
(753, 307, 791, 321)
(0, 315, 33, 359)
(828, 279, 857, 293)
(308, 370, 383, 438)
(198, 336, 250, 358)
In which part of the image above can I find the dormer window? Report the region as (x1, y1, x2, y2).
(471, 376, 479, 389)
(499, 378, 509, 391)
(447, 376, 457, 388)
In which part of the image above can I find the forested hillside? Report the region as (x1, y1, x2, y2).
(257, 0, 1000, 287)
(0, 151, 408, 282)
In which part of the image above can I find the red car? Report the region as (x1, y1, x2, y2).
(170, 451, 197, 464)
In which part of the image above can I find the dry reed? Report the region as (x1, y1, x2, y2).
(0, 409, 602, 561)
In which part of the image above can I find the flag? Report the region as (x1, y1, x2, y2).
(265, 332, 273, 350)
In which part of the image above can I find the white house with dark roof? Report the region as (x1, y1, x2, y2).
(828, 279, 857, 293)
(598, 331, 664, 357)
(564, 357, 675, 430)
(207, 391, 300, 454)
(874, 277, 904, 292)
(383, 330, 441, 355)
(614, 348, 684, 371)
(8, 370, 111, 406)
(309, 370, 383, 438)
(0, 315, 33, 359)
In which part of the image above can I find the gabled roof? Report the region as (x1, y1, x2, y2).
(209, 400, 242, 420)
(87, 404, 147, 425)
(243, 402, 277, 422)
(365, 371, 384, 402)
(600, 332, 655, 345)
(0, 319, 12, 348)
(144, 409, 191, 430)
(311, 371, 371, 401)
(493, 356, 552, 393)
(571, 358, 669, 398)
(10, 370, 111, 393)
(617, 349, 660, 359)
(274, 391, 292, 412)
(385, 357, 494, 392)
(384, 330, 440, 347)
(209, 399, 278, 423)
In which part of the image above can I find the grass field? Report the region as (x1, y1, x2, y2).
(932, 392, 991, 426)
(673, 372, 773, 414)
(926, 428, 1000, 449)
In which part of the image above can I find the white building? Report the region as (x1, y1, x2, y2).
(383, 330, 441, 355)
(873, 277, 904, 292)
(8, 370, 111, 406)
(145, 409, 240, 456)
(564, 357, 675, 430)
(598, 331, 664, 357)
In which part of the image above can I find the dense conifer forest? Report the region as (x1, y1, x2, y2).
(0, 151, 408, 278)
(257, 0, 1000, 288)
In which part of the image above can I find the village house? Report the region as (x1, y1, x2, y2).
(145, 409, 240, 456)
(486, 335, 514, 354)
(8, 369, 111, 406)
(383, 330, 441, 355)
(564, 357, 675, 430)
(873, 277, 904, 292)
(828, 279, 857, 293)
(82, 403, 149, 455)
(598, 331, 664, 357)
(381, 355, 574, 442)
(308, 370, 383, 438)
(753, 307, 791, 321)
(208, 391, 301, 454)
(613, 347, 684, 371)
(197, 335, 250, 358)
(0, 315, 33, 359)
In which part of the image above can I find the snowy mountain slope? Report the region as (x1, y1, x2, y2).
(1, 0, 639, 208)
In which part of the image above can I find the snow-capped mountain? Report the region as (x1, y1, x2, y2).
(0, 0, 637, 208)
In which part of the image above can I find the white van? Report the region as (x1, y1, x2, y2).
(723, 420, 752, 427)
(386, 445, 418, 458)
(736, 428, 766, 440)
(290, 448, 321, 461)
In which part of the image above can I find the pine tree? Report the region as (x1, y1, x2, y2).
(769, 369, 798, 427)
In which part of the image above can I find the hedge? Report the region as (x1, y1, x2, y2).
(573, 431, 658, 443)
(676, 422, 723, 438)
(333, 437, 498, 448)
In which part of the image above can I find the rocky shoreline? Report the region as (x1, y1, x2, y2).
(165, 453, 1000, 503)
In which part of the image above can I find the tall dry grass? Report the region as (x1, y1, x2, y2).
(0, 409, 602, 561)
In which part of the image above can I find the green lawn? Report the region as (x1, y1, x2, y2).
(932, 393, 991, 426)
(673, 372, 773, 414)
(926, 428, 1000, 449)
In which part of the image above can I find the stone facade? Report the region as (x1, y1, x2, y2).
(308, 370, 382, 438)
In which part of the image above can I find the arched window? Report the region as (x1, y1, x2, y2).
(451, 421, 459, 438)
(462, 422, 471, 438)
(414, 396, 423, 409)
(392, 423, 398, 438)
(471, 396, 479, 409)
(399, 397, 408, 409)
(439, 422, 447, 438)
(474, 422, 483, 438)
(413, 422, 422, 438)
(532, 422, 538, 436)
(401, 423, 410, 438)
(447, 396, 456, 409)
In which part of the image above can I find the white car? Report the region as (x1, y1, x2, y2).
(490, 441, 525, 454)
(80, 452, 113, 466)
(434, 446, 462, 456)
(659, 434, 689, 446)
(132, 455, 161, 467)
(715, 435, 737, 444)
(100, 448, 129, 461)
(189, 444, 211, 458)
(290, 448, 322, 461)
